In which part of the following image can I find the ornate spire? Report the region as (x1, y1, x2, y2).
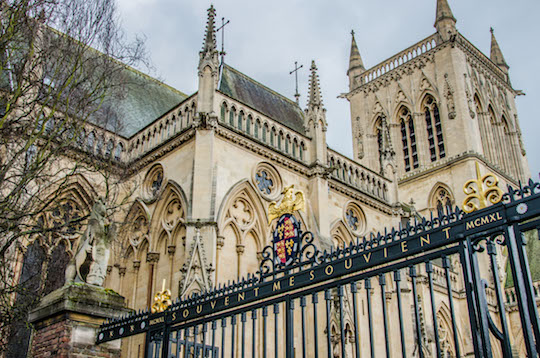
(490, 27, 509, 70)
(434, 0, 456, 41)
(435, 0, 456, 26)
(200, 5, 218, 62)
(348, 30, 365, 75)
(307, 60, 323, 108)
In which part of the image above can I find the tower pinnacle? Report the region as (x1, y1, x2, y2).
(200, 5, 218, 65)
(434, 0, 457, 41)
(348, 30, 365, 75)
(347, 30, 365, 91)
(307, 60, 323, 108)
(490, 27, 509, 71)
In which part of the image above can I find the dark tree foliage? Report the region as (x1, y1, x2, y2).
(0, 0, 147, 354)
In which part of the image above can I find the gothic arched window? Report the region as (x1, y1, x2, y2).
(87, 131, 95, 153)
(399, 107, 418, 172)
(424, 96, 445, 161)
(246, 115, 252, 135)
(229, 107, 236, 127)
(220, 103, 227, 122)
(238, 111, 244, 130)
(430, 185, 454, 214)
(254, 119, 260, 139)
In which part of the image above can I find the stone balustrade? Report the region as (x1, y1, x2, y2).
(506, 280, 540, 306)
(127, 98, 197, 161)
(327, 149, 390, 202)
(218, 97, 309, 163)
(358, 34, 439, 87)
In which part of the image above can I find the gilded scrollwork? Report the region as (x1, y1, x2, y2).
(462, 162, 503, 213)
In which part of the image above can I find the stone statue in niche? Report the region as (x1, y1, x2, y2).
(65, 197, 116, 286)
(356, 124, 364, 160)
(444, 74, 456, 120)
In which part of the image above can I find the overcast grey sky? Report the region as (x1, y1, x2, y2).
(116, 0, 540, 179)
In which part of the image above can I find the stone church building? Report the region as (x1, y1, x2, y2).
(15, 0, 533, 357)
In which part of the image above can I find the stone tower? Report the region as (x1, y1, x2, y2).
(345, 0, 529, 215)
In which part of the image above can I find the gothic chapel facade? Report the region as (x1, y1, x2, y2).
(16, 0, 533, 357)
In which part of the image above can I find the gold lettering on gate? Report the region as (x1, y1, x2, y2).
(238, 292, 245, 302)
(383, 247, 387, 258)
(254, 287, 260, 297)
(273, 281, 281, 291)
(345, 258, 352, 269)
(420, 234, 430, 246)
(325, 265, 334, 276)
(172, 313, 177, 321)
(465, 212, 503, 230)
(197, 305, 202, 314)
(401, 241, 408, 253)
(211, 301, 216, 309)
(363, 253, 372, 263)
(442, 227, 451, 238)
(309, 270, 315, 280)
(183, 310, 189, 318)
(224, 296, 230, 306)
(289, 276, 295, 287)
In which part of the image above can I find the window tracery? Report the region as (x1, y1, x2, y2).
(430, 185, 454, 213)
(343, 202, 366, 235)
(424, 96, 445, 161)
(252, 162, 282, 200)
(399, 107, 418, 172)
(143, 164, 165, 201)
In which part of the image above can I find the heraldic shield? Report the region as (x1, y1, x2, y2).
(273, 213, 301, 266)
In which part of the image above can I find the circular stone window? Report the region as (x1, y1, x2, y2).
(252, 162, 282, 200)
(143, 164, 164, 201)
(344, 202, 366, 235)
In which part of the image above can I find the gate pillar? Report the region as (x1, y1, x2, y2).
(28, 283, 131, 358)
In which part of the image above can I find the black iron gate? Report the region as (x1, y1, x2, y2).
(98, 181, 540, 357)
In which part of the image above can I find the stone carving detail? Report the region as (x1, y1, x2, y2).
(65, 197, 115, 286)
(344, 202, 366, 235)
(356, 126, 364, 160)
(463, 74, 476, 119)
(143, 164, 164, 201)
(444, 74, 456, 119)
(395, 90, 406, 103)
(179, 228, 213, 297)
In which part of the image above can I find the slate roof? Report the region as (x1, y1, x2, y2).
(219, 65, 306, 135)
(95, 67, 187, 138)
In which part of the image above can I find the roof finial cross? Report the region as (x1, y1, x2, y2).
(289, 61, 303, 104)
(217, 17, 230, 67)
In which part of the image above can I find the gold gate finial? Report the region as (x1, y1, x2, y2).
(268, 185, 305, 223)
(462, 162, 503, 213)
(151, 279, 172, 313)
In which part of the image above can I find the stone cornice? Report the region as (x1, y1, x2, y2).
(125, 128, 196, 177)
(455, 33, 514, 93)
(214, 125, 309, 176)
(398, 151, 518, 186)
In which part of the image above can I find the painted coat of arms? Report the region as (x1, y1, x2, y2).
(273, 213, 301, 266)
(268, 185, 305, 266)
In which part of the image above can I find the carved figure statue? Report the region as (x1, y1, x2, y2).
(65, 197, 116, 286)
